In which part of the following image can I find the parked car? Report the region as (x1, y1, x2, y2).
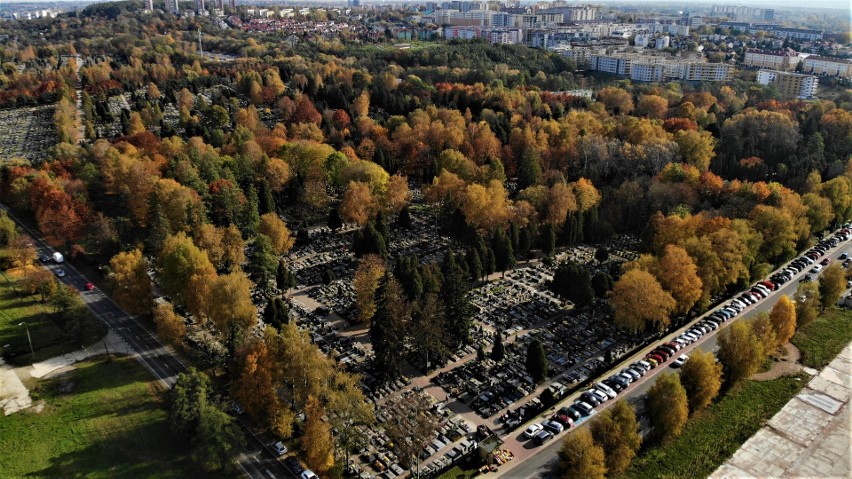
(285, 457, 304, 475)
(301, 470, 319, 479)
(54, 268, 66, 278)
(551, 413, 573, 428)
(523, 423, 544, 439)
(595, 382, 617, 399)
(580, 391, 601, 406)
(542, 419, 564, 434)
(673, 355, 689, 367)
(534, 430, 554, 445)
(231, 402, 244, 415)
(271, 441, 288, 456)
(573, 401, 595, 416)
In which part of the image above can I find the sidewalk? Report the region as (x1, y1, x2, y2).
(710, 342, 851, 479)
(29, 328, 134, 379)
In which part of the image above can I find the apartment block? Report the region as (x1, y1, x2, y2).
(743, 49, 802, 71)
(683, 63, 733, 82)
(756, 70, 818, 99)
(803, 56, 852, 77)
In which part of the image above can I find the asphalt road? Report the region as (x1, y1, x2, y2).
(0, 205, 292, 479)
(497, 232, 851, 479)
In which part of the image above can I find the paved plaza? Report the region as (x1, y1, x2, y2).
(710, 342, 852, 479)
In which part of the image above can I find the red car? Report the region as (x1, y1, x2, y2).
(85, 282, 95, 291)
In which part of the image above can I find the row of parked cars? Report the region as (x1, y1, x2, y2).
(515, 226, 851, 452)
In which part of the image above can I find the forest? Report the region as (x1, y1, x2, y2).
(1, 1, 852, 476)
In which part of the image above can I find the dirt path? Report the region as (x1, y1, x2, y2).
(751, 343, 803, 381)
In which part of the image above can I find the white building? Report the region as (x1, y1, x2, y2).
(756, 70, 818, 99)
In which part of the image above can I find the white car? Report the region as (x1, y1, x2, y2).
(523, 423, 544, 439)
(673, 355, 689, 368)
(594, 382, 617, 399)
(301, 471, 318, 479)
(54, 268, 66, 278)
(271, 441, 288, 456)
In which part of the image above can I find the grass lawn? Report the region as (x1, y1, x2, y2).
(0, 266, 105, 366)
(0, 356, 234, 479)
(436, 464, 480, 479)
(791, 307, 852, 369)
(619, 374, 807, 479)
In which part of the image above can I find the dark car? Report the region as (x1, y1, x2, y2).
(821, 258, 831, 266)
(560, 406, 581, 422)
(534, 430, 554, 445)
(580, 391, 601, 406)
(285, 456, 304, 475)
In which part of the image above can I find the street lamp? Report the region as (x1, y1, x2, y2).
(19, 322, 35, 361)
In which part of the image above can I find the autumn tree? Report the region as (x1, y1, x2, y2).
(259, 213, 295, 254)
(676, 129, 715, 172)
(301, 395, 335, 475)
(557, 428, 606, 479)
(340, 181, 376, 225)
(327, 372, 375, 467)
(353, 255, 386, 323)
(231, 337, 293, 438)
(610, 269, 676, 333)
(794, 281, 820, 328)
(159, 233, 217, 318)
(717, 320, 765, 385)
(461, 180, 512, 233)
(597, 86, 634, 115)
(108, 249, 153, 315)
(154, 301, 186, 346)
(818, 263, 846, 310)
(646, 373, 689, 439)
(648, 245, 703, 314)
(635, 94, 668, 119)
(204, 271, 257, 349)
(679, 349, 723, 412)
(769, 295, 797, 347)
(589, 400, 641, 474)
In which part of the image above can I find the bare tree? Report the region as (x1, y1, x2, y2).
(383, 392, 441, 478)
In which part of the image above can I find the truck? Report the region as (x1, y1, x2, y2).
(52, 252, 64, 263)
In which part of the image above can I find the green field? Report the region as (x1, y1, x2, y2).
(791, 307, 852, 369)
(619, 373, 807, 479)
(0, 267, 105, 366)
(0, 356, 234, 479)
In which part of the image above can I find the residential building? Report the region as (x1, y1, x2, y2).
(144, 0, 154, 11)
(743, 49, 802, 71)
(590, 53, 634, 76)
(803, 56, 852, 77)
(756, 70, 818, 99)
(771, 28, 823, 41)
(196, 0, 205, 15)
(683, 63, 733, 82)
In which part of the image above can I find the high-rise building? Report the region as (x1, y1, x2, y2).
(144, 0, 153, 11)
(196, 0, 205, 14)
(229, 0, 236, 10)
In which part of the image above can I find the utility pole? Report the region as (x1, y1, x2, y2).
(198, 28, 203, 57)
(19, 322, 35, 361)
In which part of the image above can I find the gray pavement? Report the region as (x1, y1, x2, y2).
(710, 342, 851, 479)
